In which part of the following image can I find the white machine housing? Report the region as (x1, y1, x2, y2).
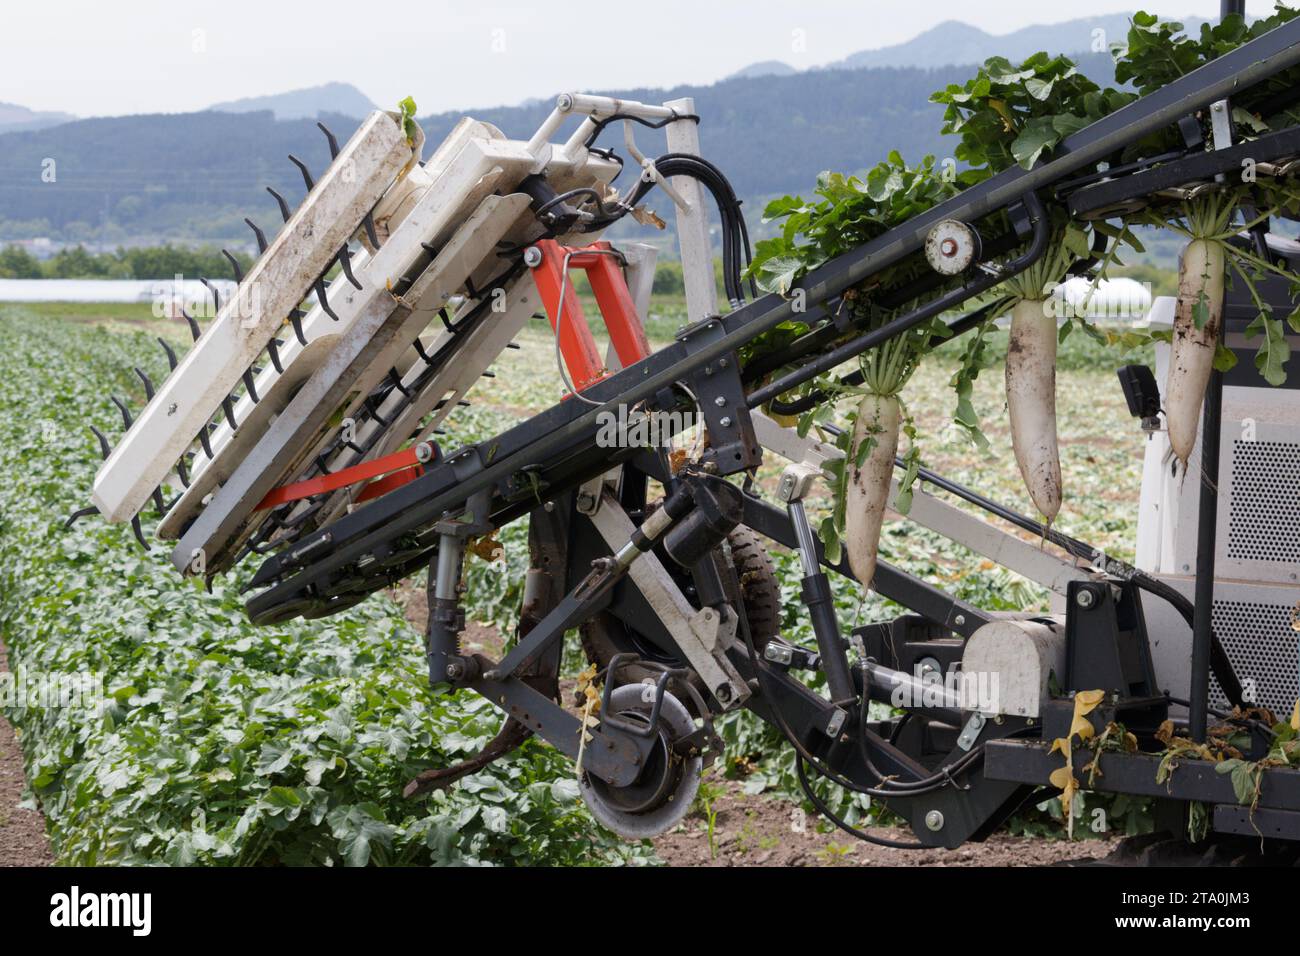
(1136, 295, 1300, 716)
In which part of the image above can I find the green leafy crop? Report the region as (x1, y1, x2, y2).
(930, 52, 1133, 177)
(0, 311, 654, 867)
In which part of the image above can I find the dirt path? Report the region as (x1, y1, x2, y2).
(0, 640, 54, 866)
(654, 778, 1116, 866)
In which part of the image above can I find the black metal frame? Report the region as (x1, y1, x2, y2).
(237, 12, 1300, 848)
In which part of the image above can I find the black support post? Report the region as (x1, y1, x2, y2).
(1190, 0, 1243, 741)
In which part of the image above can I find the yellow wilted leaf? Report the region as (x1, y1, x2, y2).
(466, 532, 503, 562)
(1155, 719, 1175, 745)
(1076, 689, 1106, 709)
(1292, 698, 1299, 731)
(1048, 766, 1074, 790)
(1070, 714, 1096, 740)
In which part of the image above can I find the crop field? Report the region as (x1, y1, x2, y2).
(0, 302, 1154, 865)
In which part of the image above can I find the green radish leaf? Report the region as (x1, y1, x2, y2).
(1011, 117, 1061, 168)
(1063, 224, 1092, 260)
(397, 96, 419, 144)
(1213, 344, 1238, 372)
(1246, 311, 1290, 385)
(1191, 289, 1211, 330)
(1286, 304, 1300, 335)
(819, 517, 841, 566)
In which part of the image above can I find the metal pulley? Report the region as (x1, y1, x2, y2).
(578, 684, 702, 838)
(924, 219, 981, 275)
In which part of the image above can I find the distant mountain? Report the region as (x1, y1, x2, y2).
(209, 82, 377, 120)
(725, 60, 797, 80)
(0, 49, 1114, 245)
(829, 15, 1217, 70)
(0, 102, 76, 134)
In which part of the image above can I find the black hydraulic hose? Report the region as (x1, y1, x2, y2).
(904, 462, 1245, 709)
(794, 755, 927, 850)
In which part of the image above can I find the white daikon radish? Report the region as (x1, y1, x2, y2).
(1165, 237, 1224, 470)
(844, 392, 901, 588)
(1005, 298, 1062, 521)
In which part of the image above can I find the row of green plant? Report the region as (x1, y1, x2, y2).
(0, 309, 656, 866)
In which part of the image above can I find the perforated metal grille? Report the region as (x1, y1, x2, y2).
(1227, 439, 1300, 563)
(1209, 599, 1300, 716)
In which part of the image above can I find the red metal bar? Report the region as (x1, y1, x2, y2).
(255, 444, 434, 510)
(531, 240, 607, 391)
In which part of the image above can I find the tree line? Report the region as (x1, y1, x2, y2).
(0, 244, 253, 280)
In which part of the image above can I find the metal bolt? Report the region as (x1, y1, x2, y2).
(953, 613, 965, 626)
(1075, 588, 1095, 609)
(941, 238, 958, 257)
(445, 662, 464, 680)
(556, 93, 574, 111)
(719, 417, 732, 427)
(924, 810, 944, 831)
(714, 396, 726, 407)
(522, 246, 543, 268)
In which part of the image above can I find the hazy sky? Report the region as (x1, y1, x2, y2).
(1, 1, 1245, 118)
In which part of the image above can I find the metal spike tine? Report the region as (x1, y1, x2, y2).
(131, 515, 149, 550)
(199, 424, 214, 459)
(267, 338, 284, 374)
(245, 218, 269, 253)
(176, 455, 190, 487)
(336, 245, 362, 289)
(89, 425, 112, 460)
(199, 276, 220, 313)
(134, 367, 155, 400)
(386, 368, 412, 397)
(222, 249, 244, 283)
(151, 486, 166, 513)
(158, 337, 178, 371)
(315, 279, 339, 321)
(440, 310, 457, 334)
(317, 122, 340, 158)
(267, 187, 292, 223)
(506, 342, 521, 350)
(64, 505, 98, 530)
(221, 396, 239, 431)
(363, 213, 379, 249)
(288, 154, 315, 191)
(412, 338, 433, 364)
(289, 313, 308, 346)
(111, 396, 134, 430)
(181, 309, 202, 342)
(242, 369, 260, 404)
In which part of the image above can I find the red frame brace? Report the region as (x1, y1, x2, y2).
(530, 239, 651, 392)
(255, 444, 433, 511)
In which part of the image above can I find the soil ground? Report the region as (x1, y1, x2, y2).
(0, 640, 54, 866)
